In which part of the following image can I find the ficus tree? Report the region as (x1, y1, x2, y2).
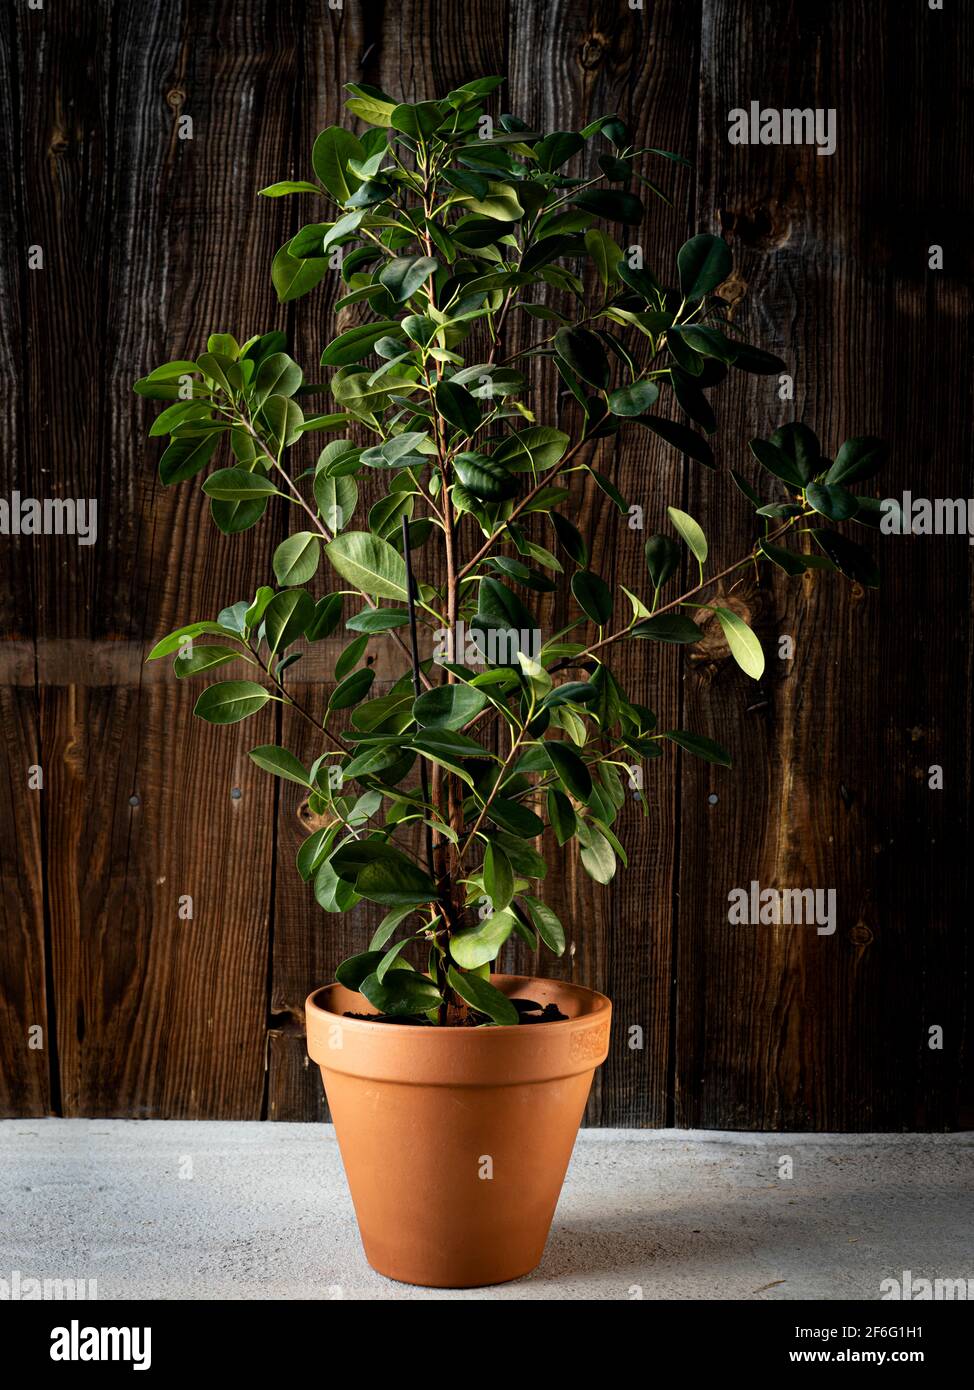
(138, 78, 892, 1027)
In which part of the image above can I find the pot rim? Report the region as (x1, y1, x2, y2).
(306, 972, 610, 1037)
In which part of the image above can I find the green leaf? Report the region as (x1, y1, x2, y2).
(390, 100, 447, 139)
(730, 468, 762, 507)
(201, 467, 281, 501)
(607, 379, 660, 416)
(519, 895, 566, 956)
(260, 394, 304, 452)
(571, 570, 613, 624)
(493, 427, 570, 473)
(452, 452, 516, 502)
(805, 482, 860, 522)
(346, 607, 409, 633)
(584, 227, 623, 287)
(679, 325, 738, 363)
(824, 436, 888, 487)
(329, 667, 375, 711)
(645, 533, 681, 588)
(413, 684, 487, 730)
(637, 415, 715, 469)
(810, 529, 880, 587)
(577, 821, 616, 884)
(360, 971, 441, 1016)
(487, 797, 544, 838)
(547, 788, 577, 846)
(259, 180, 323, 197)
(630, 614, 701, 643)
(759, 540, 807, 576)
(264, 589, 314, 652)
(667, 505, 708, 564)
(544, 741, 592, 800)
(311, 125, 366, 203)
(447, 966, 518, 1025)
(325, 531, 408, 601)
(172, 644, 243, 678)
(320, 320, 400, 367)
(194, 681, 271, 725)
(336, 951, 385, 990)
(534, 130, 584, 171)
(714, 607, 765, 679)
(248, 745, 311, 786)
(769, 423, 820, 485)
(314, 471, 357, 532)
(158, 433, 220, 486)
(146, 620, 243, 661)
(450, 910, 517, 969)
(378, 255, 438, 303)
(549, 512, 588, 565)
(483, 841, 515, 913)
(306, 593, 344, 642)
(334, 633, 369, 681)
(435, 379, 481, 435)
(749, 437, 805, 489)
(677, 233, 731, 300)
(271, 243, 330, 303)
(661, 729, 731, 766)
(571, 188, 644, 223)
(730, 342, 787, 375)
(273, 532, 320, 586)
(553, 327, 610, 389)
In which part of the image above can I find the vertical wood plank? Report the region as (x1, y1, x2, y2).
(16, 0, 303, 1116)
(0, 7, 50, 1116)
(676, 0, 972, 1129)
(506, 0, 701, 1124)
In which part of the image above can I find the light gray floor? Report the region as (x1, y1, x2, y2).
(1, 1120, 970, 1300)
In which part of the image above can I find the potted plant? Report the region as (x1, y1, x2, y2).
(137, 78, 892, 1287)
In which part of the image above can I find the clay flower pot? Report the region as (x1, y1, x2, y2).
(306, 972, 611, 1288)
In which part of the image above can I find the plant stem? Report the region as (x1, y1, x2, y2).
(401, 514, 437, 887)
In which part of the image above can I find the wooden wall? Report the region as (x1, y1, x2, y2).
(1, 0, 969, 1128)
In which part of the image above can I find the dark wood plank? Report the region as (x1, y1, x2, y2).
(0, 6, 49, 1116)
(676, 0, 972, 1129)
(505, 0, 702, 1124)
(18, 0, 302, 1116)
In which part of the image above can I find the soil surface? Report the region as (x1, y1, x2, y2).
(343, 998, 569, 1027)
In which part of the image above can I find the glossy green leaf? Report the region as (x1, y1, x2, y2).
(413, 683, 487, 730)
(264, 589, 314, 652)
(450, 910, 516, 969)
(677, 233, 731, 301)
(544, 741, 592, 800)
(714, 607, 765, 679)
(248, 745, 310, 786)
(810, 529, 880, 587)
(519, 894, 566, 955)
(571, 570, 613, 624)
(661, 729, 732, 766)
(447, 966, 518, 1025)
(194, 681, 271, 725)
(325, 531, 408, 601)
(273, 532, 321, 586)
(667, 506, 708, 564)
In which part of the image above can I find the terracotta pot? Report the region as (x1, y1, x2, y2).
(306, 972, 611, 1288)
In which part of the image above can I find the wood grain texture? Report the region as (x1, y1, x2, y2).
(505, 0, 702, 1124)
(675, 0, 972, 1129)
(0, 6, 50, 1116)
(0, 0, 969, 1128)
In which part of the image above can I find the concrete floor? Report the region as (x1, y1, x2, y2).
(1, 1121, 970, 1300)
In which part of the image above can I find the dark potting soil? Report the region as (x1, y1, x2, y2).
(343, 998, 569, 1027)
